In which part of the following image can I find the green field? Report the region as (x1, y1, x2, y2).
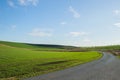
(83, 45, 120, 51)
(0, 41, 68, 51)
(0, 41, 102, 80)
(83, 45, 120, 55)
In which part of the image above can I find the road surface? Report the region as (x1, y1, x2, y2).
(24, 52, 120, 80)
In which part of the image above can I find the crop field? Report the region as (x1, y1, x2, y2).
(0, 41, 102, 80)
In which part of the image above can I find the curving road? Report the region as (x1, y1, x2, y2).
(24, 52, 120, 80)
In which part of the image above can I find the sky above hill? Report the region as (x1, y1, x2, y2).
(0, 0, 120, 46)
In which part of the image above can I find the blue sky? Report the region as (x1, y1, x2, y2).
(1, 0, 120, 46)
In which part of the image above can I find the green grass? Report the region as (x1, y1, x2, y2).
(84, 45, 120, 55)
(0, 41, 67, 51)
(84, 45, 120, 51)
(0, 41, 102, 80)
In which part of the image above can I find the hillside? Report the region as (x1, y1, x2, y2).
(0, 41, 76, 51)
(0, 41, 102, 79)
(84, 45, 120, 55)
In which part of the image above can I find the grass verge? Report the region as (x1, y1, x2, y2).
(0, 43, 102, 80)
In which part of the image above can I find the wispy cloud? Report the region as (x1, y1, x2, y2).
(113, 10, 120, 15)
(7, 0, 39, 7)
(18, 0, 26, 5)
(114, 22, 120, 27)
(69, 6, 80, 18)
(69, 31, 88, 37)
(29, 28, 53, 37)
(11, 25, 17, 30)
(61, 22, 67, 25)
(7, 0, 16, 7)
(18, 0, 39, 6)
(83, 38, 91, 42)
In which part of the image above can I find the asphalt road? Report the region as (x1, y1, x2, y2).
(24, 52, 120, 80)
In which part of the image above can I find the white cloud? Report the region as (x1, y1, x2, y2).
(30, 0, 39, 6)
(8, 0, 16, 7)
(11, 25, 17, 30)
(114, 23, 120, 27)
(69, 31, 88, 37)
(61, 22, 67, 25)
(83, 38, 91, 42)
(69, 6, 80, 18)
(113, 10, 120, 15)
(18, 0, 26, 5)
(18, 0, 39, 6)
(29, 28, 52, 37)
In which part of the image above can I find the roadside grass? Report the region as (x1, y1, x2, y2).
(0, 42, 102, 80)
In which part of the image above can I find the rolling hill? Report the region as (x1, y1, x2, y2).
(0, 41, 102, 79)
